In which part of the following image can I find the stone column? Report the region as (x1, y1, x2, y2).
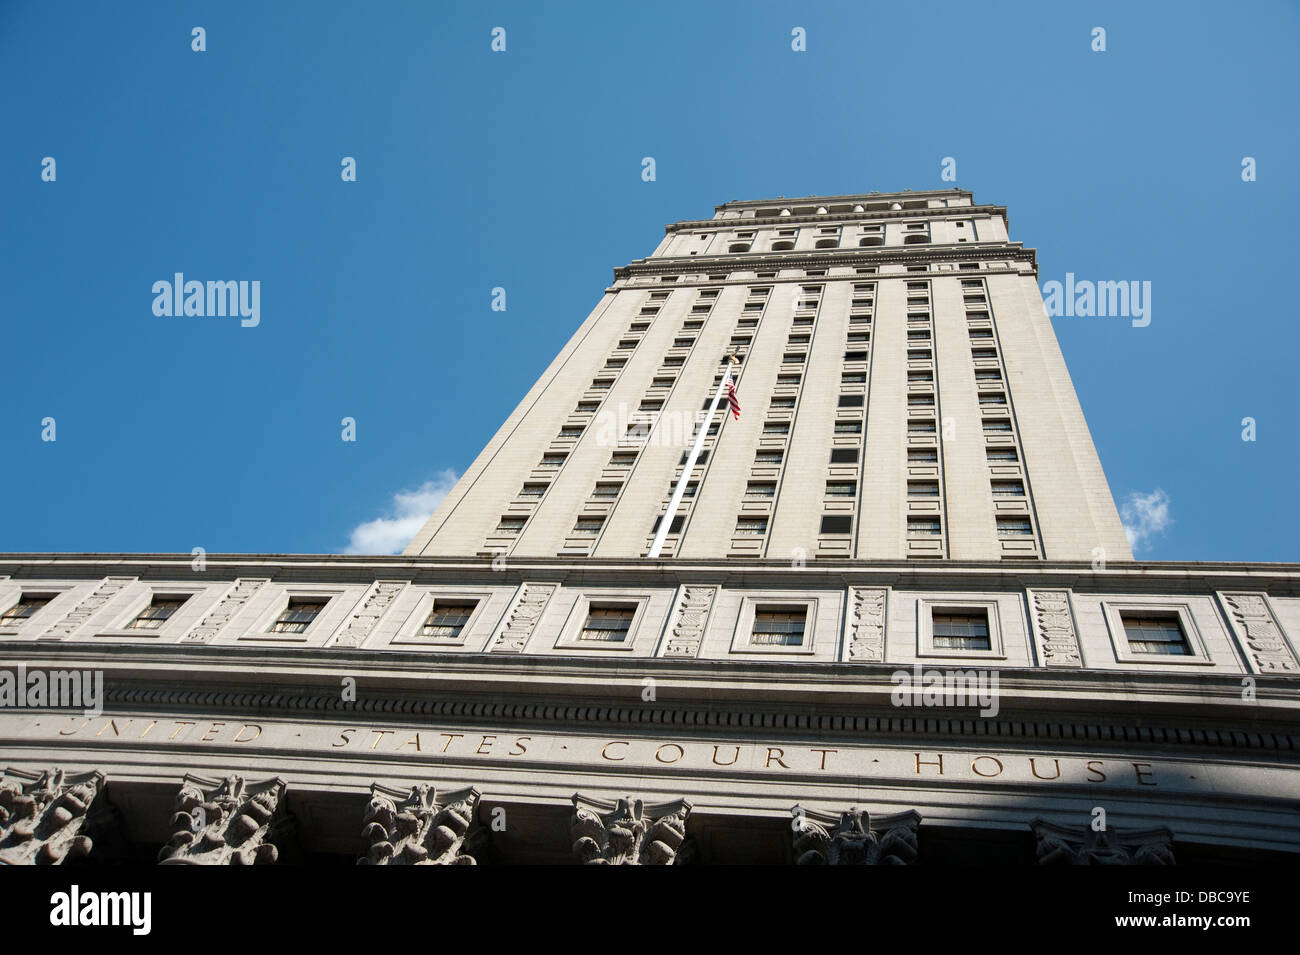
(158, 774, 287, 864)
(0, 767, 105, 865)
(571, 794, 692, 865)
(1030, 817, 1175, 864)
(790, 806, 921, 864)
(358, 783, 480, 865)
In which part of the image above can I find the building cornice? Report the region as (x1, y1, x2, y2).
(713, 189, 975, 211)
(667, 202, 1006, 234)
(614, 243, 1035, 280)
(3, 553, 1299, 590)
(4, 641, 1296, 757)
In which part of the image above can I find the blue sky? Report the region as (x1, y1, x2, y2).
(1, 1, 1296, 561)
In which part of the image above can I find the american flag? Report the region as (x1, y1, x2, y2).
(725, 371, 741, 420)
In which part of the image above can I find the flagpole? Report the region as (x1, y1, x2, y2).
(648, 354, 738, 559)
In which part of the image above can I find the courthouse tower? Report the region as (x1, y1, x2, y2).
(2, 190, 1297, 866)
(407, 189, 1132, 564)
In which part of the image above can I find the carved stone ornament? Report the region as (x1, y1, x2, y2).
(1029, 589, 1082, 667)
(332, 581, 405, 648)
(1220, 592, 1299, 673)
(571, 794, 692, 865)
(158, 774, 286, 865)
(846, 588, 887, 662)
(491, 583, 555, 652)
(790, 806, 920, 865)
(662, 586, 716, 658)
(1030, 817, 1175, 865)
(40, 577, 135, 639)
(358, 783, 480, 865)
(181, 578, 268, 644)
(0, 767, 105, 865)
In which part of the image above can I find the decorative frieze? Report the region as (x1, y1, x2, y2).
(491, 583, 555, 652)
(571, 794, 692, 865)
(358, 783, 480, 865)
(1030, 817, 1175, 865)
(1220, 592, 1298, 673)
(331, 581, 405, 649)
(39, 577, 135, 640)
(158, 774, 286, 864)
(790, 806, 920, 865)
(181, 578, 268, 644)
(846, 588, 886, 662)
(1028, 589, 1082, 667)
(0, 767, 105, 865)
(661, 586, 716, 658)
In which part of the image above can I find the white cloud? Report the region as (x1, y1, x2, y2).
(1121, 488, 1172, 554)
(343, 470, 460, 555)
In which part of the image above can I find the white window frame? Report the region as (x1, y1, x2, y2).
(391, 589, 496, 648)
(1101, 600, 1213, 666)
(553, 592, 654, 652)
(98, 587, 202, 639)
(729, 595, 819, 655)
(917, 598, 1005, 660)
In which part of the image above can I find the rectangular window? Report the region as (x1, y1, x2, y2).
(558, 426, 584, 438)
(609, 452, 637, 467)
(986, 447, 1018, 462)
(580, 604, 635, 642)
(991, 480, 1025, 497)
(573, 517, 605, 536)
(820, 514, 853, 535)
(651, 377, 675, 389)
(679, 449, 710, 466)
(908, 419, 936, 434)
(784, 353, 806, 364)
(908, 517, 942, 536)
(982, 419, 1013, 433)
(735, 516, 769, 536)
(996, 517, 1034, 536)
(979, 393, 1007, 406)
(755, 450, 784, 465)
(519, 483, 548, 499)
(834, 420, 862, 434)
(972, 348, 997, 359)
(0, 594, 53, 626)
(975, 369, 1002, 380)
(745, 481, 776, 499)
(751, 607, 806, 646)
(908, 481, 940, 497)
(769, 396, 796, 409)
(908, 370, 933, 382)
(673, 338, 695, 348)
(651, 514, 686, 534)
(592, 378, 613, 390)
(776, 374, 801, 386)
(841, 372, 866, 384)
(270, 598, 328, 634)
(540, 453, 567, 467)
(825, 481, 857, 497)
(496, 516, 527, 535)
(932, 610, 991, 650)
(663, 356, 684, 367)
(1121, 613, 1192, 655)
(829, 448, 859, 464)
(575, 401, 599, 413)
(838, 394, 864, 408)
(126, 595, 188, 630)
(592, 483, 622, 498)
(908, 448, 938, 463)
(844, 350, 868, 361)
(420, 600, 477, 639)
(762, 421, 789, 435)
